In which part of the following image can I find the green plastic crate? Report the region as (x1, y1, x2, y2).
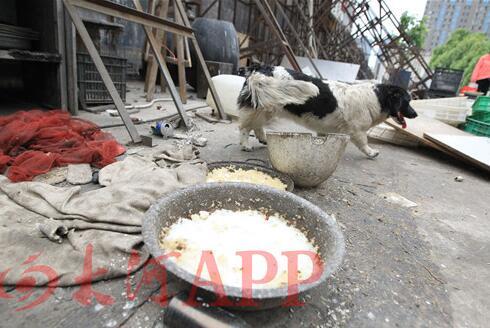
(472, 96, 490, 113)
(472, 110, 490, 123)
(464, 117, 490, 137)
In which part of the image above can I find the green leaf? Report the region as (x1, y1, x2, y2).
(430, 29, 490, 85)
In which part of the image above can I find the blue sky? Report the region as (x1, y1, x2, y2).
(385, 0, 427, 19)
(366, 1, 428, 72)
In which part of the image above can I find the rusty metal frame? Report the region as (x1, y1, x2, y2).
(174, 0, 227, 119)
(64, 0, 142, 142)
(194, 0, 432, 90)
(64, 0, 229, 143)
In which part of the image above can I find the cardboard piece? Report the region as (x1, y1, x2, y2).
(424, 133, 490, 172)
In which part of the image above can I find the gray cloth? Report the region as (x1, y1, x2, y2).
(0, 157, 207, 286)
(152, 142, 200, 163)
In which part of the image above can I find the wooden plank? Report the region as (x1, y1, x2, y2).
(164, 56, 190, 65)
(56, 0, 69, 111)
(142, 0, 155, 65)
(0, 50, 61, 63)
(158, 0, 169, 92)
(145, 0, 162, 101)
(143, 0, 155, 94)
(175, 5, 187, 104)
(385, 115, 470, 150)
(145, 0, 169, 102)
(64, 7, 79, 115)
(64, 0, 142, 143)
(424, 133, 490, 172)
(144, 55, 154, 93)
(133, 0, 191, 128)
(145, 54, 158, 100)
(173, 0, 227, 119)
(68, 0, 193, 37)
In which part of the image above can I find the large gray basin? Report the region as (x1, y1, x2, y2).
(142, 182, 345, 309)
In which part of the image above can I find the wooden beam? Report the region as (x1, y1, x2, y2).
(63, 6, 79, 115)
(142, 0, 155, 68)
(0, 50, 61, 63)
(68, 0, 193, 37)
(63, 0, 142, 143)
(133, 0, 191, 128)
(145, 0, 169, 101)
(175, 3, 187, 104)
(174, 0, 227, 119)
(56, 0, 69, 110)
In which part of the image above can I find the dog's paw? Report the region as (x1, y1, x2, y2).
(366, 149, 380, 159)
(241, 145, 254, 152)
(258, 139, 267, 145)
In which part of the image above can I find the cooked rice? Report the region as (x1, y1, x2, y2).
(207, 167, 287, 190)
(159, 209, 318, 289)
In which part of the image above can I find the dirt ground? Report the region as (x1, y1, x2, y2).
(1, 84, 489, 327)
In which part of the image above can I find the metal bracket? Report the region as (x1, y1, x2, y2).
(173, 0, 228, 120)
(63, 0, 142, 143)
(63, 0, 215, 141)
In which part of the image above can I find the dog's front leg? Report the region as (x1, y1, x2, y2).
(254, 127, 267, 145)
(351, 132, 379, 159)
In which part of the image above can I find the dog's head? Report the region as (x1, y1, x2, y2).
(375, 85, 417, 128)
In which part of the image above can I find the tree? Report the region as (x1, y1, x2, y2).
(430, 29, 490, 85)
(399, 12, 428, 49)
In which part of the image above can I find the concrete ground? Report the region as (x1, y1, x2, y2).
(1, 84, 489, 327)
(190, 116, 490, 328)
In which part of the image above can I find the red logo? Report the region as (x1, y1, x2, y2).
(0, 245, 324, 310)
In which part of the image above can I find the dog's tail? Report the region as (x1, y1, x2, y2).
(238, 73, 319, 110)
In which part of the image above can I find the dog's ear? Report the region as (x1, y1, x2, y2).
(376, 85, 403, 115)
(376, 84, 417, 120)
(386, 85, 417, 118)
(387, 86, 405, 111)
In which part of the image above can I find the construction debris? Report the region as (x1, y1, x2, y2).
(33, 167, 68, 185)
(66, 164, 93, 185)
(368, 123, 419, 147)
(380, 192, 418, 208)
(454, 176, 464, 182)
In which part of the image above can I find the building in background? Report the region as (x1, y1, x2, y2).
(423, 0, 490, 56)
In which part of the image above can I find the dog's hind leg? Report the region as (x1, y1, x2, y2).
(239, 108, 256, 151)
(240, 109, 271, 150)
(351, 131, 379, 159)
(253, 111, 273, 145)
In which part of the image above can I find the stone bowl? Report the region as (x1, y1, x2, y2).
(142, 182, 345, 310)
(266, 132, 350, 188)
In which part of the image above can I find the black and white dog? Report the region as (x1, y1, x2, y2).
(237, 66, 417, 158)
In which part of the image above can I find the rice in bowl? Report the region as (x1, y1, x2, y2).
(206, 166, 287, 190)
(159, 209, 319, 289)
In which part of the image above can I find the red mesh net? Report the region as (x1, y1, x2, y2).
(0, 110, 126, 182)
